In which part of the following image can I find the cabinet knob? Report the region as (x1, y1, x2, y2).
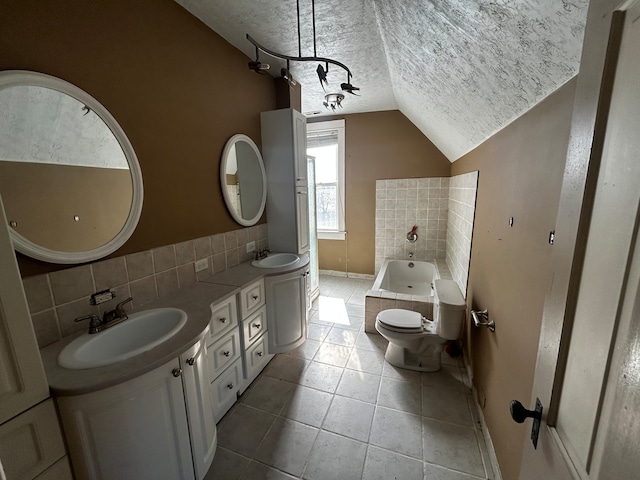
(219, 316, 228, 323)
(222, 351, 231, 357)
(172, 368, 182, 377)
(252, 323, 261, 329)
(252, 295, 259, 300)
(186, 357, 195, 366)
(227, 383, 234, 389)
(256, 351, 263, 357)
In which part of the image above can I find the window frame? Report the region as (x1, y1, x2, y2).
(307, 119, 346, 240)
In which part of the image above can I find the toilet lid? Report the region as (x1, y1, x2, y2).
(377, 309, 423, 331)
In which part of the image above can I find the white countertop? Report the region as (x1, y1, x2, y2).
(41, 254, 310, 396)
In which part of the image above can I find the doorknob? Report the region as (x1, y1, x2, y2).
(510, 398, 543, 449)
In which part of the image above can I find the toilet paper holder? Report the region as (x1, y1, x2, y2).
(471, 309, 495, 332)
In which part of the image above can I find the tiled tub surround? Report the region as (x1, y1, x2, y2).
(375, 174, 478, 298)
(23, 225, 269, 348)
(364, 259, 453, 333)
(375, 178, 450, 273)
(446, 171, 479, 296)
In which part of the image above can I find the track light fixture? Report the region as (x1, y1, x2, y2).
(247, 0, 360, 107)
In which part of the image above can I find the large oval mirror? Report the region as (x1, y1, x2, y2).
(0, 70, 143, 264)
(220, 134, 266, 226)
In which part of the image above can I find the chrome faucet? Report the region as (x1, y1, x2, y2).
(255, 248, 271, 260)
(75, 297, 133, 334)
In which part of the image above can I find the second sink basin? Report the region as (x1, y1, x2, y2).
(58, 307, 188, 370)
(252, 252, 300, 269)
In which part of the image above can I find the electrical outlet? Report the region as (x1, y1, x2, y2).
(194, 258, 209, 272)
(90, 289, 115, 305)
(246, 241, 256, 253)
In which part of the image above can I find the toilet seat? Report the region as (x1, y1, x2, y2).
(376, 309, 427, 334)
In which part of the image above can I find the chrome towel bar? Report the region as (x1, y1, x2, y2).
(471, 309, 495, 332)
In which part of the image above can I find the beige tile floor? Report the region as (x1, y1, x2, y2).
(206, 275, 494, 480)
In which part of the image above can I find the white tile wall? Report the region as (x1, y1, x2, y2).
(374, 174, 478, 299)
(446, 172, 479, 297)
(375, 178, 450, 272)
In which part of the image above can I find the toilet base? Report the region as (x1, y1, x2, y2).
(384, 342, 442, 373)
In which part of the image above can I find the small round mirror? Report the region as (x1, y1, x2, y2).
(220, 134, 266, 226)
(0, 70, 143, 264)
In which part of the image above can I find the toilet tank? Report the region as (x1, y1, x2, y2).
(433, 279, 466, 340)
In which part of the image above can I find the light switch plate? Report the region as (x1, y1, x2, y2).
(246, 241, 256, 253)
(194, 258, 209, 272)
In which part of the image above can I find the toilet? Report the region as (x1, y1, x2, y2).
(375, 279, 465, 372)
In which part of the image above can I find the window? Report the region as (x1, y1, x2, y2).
(307, 120, 345, 240)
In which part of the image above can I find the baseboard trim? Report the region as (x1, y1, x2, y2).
(463, 359, 503, 480)
(319, 269, 375, 280)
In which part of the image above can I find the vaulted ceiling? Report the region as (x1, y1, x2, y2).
(175, 0, 589, 161)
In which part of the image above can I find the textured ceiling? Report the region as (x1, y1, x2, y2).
(175, 0, 588, 161)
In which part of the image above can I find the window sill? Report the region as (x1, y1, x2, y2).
(317, 231, 346, 241)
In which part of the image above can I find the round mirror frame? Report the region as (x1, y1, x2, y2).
(220, 134, 267, 227)
(0, 70, 144, 264)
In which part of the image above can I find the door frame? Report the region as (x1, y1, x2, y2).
(520, 0, 630, 478)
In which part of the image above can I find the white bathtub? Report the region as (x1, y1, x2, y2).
(372, 259, 438, 296)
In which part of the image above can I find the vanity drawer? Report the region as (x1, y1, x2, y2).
(240, 279, 265, 318)
(208, 330, 241, 379)
(211, 358, 242, 423)
(243, 332, 274, 386)
(208, 295, 238, 345)
(241, 306, 267, 349)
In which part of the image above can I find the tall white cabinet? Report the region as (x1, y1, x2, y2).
(260, 108, 309, 254)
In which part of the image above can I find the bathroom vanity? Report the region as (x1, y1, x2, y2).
(40, 255, 309, 480)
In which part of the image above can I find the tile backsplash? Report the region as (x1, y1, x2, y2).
(23, 225, 268, 348)
(375, 178, 450, 273)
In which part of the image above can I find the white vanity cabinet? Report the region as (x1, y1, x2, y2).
(56, 337, 216, 480)
(266, 268, 309, 354)
(261, 108, 309, 254)
(238, 280, 274, 392)
(206, 294, 242, 423)
(57, 357, 197, 480)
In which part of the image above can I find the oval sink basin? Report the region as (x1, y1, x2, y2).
(58, 308, 188, 370)
(252, 252, 300, 269)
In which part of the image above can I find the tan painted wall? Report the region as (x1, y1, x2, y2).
(0, 0, 276, 277)
(312, 111, 451, 275)
(451, 79, 578, 480)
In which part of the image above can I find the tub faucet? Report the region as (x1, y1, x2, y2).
(408, 251, 414, 258)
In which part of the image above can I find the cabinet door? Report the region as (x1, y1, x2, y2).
(266, 270, 307, 354)
(181, 339, 217, 480)
(0, 399, 66, 480)
(293, 110, 308, 187)
(0, 195, 48, 425)
(57, 359, 194, 480)
(296, 187, 310, 254)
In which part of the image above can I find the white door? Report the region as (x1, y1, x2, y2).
(180, 338, 217, 480)
(0, 193, 49, 425)
(520, 2, 640, 478)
